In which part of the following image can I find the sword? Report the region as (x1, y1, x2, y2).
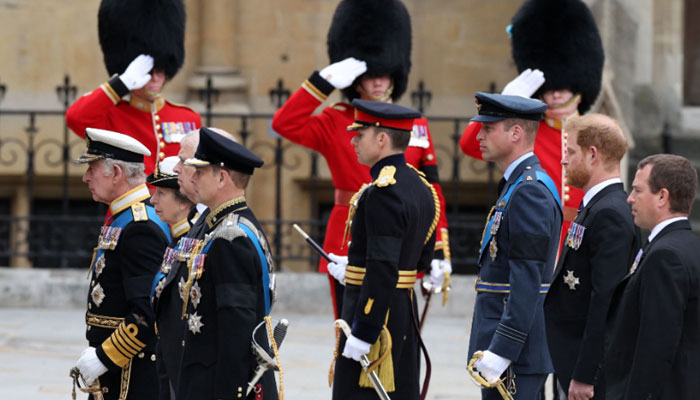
(292, 223, 333, 263)
(70, 367, 108, 400)
(247, 318, 289, 396)
(334, 319, 390, 400)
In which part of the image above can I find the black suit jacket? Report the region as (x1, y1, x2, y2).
(605, 219, 700, 400)
(544, 183, 639, 396)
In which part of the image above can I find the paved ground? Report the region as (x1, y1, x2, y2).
(0, 307, 483, 400)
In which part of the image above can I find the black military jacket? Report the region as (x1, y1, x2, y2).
(332, 153, 437, 400)
(85, 185, 170, 398)
(346, 153, 437, 342)
(177, 198, 278, 400)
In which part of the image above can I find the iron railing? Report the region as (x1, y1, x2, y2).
(0, 75, 496, 273)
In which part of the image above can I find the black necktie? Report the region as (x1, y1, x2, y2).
(497, 177, 506, 196)
(577, 200, 584, 214)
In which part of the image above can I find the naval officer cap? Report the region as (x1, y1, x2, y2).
(470, 92, 547, 123)
(74, 128, 150, 164)
(347, 99, 421, 132)
(146, 156, 180, 189)
(184, 127, 264, 175)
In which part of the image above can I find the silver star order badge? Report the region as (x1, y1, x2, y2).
(91, 283, 105, 307)
(190, 281, 202, 309)
(94, 255, 106, 278)
(563, 270, 580, 290)
(188, 312, 204, 334)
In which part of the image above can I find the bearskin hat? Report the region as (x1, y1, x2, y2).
(327, 0, 412, 102)
(510, 0, 604, 113)
(98, 0, 186, 79)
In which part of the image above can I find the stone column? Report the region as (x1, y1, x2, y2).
(10, 186, 31, 268)
(188, 0, 250, 114)
(200, 0, 236, 67)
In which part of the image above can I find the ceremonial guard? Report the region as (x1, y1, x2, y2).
(329, 100, 438, 400)
(146, 156, 196, 400)
(74, 128, 171, 399)
(66, 0, 201, 175)
(466, 93, 562, 399)
(271, 0, 451, 319)
(459, 0, 604, 245)
(605, 155, 700, 399)
(178, 127, 278, 400)
(544, 114, 639, 399)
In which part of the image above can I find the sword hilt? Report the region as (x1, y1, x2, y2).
(467, 351, 514, 400)
(247, 318, 289, 396)
(334, 319, 391, 400)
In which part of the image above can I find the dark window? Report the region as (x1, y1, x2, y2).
(684, 0, 700, 105)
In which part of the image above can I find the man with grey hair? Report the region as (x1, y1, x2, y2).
(73, 128, 171, 399)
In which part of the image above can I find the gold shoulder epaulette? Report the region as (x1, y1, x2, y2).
(131, 203, 149, 222)
(165, 99, 197, 112)
(374, 165, 397, 188)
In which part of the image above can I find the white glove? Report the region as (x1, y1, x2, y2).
(342, 333, 372, 361)
(429, 259, 452, 290)
(320, 57, 368, 89)
(327, 253, 348, 285)
(474, 350, 511, 384)
(76, 347, 108, 385)
(120, 54, 154, 91)
(501, 68, 545, 98)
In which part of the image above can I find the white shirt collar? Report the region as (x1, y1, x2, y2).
(582, 178, 622, 207)
(649, 216, 688, 242)
(504, 152, 535, 181)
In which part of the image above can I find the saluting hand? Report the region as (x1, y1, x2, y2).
(320, 57, 368, 89)
(501, 68, 545, 98)
(120, 54, 154, 91)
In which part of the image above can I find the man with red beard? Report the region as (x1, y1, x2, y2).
(544, 114, 640, 399)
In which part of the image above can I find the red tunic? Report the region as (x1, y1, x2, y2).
(272, 71, 450, 273)
(459, 120, 583, 247)
(66, 79, 201, 175)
